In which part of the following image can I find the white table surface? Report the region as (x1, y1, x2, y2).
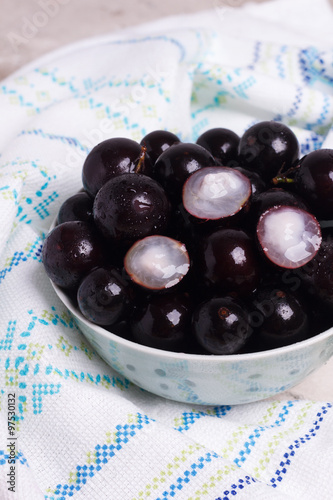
(1, 0, 333, 402)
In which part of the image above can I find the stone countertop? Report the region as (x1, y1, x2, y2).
(1, 0, 333, 402)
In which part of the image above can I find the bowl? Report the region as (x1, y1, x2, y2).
(51, 280, 333, 406)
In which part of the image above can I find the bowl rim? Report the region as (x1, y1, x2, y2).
(52, 279, 333, 363)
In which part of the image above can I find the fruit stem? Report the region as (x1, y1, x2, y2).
(135, 146, 147, 174)
(272, 161, 300, 185)
(272, 175, 295, 185)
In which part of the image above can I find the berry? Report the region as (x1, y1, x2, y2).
(192, 296, 251, 354)
(82, 137, 153, 197)
(251, 286, 309, 349)
(196, 127, 240, 165)
(194, 227, 262, 296)
(42, 221, 105, 289)
(140, 130, 180, 164)
(57, 191, 93, 225)
(93, 173, 170, 244)
(130, 292, 192, 351)
(238, 120, 299, 181)
(294, 149, 333, 220)
(77, 266, 133, 325)
(182, 166, 251, 222)
(256, 205, 322, 269)
(124, 235, 190, 290)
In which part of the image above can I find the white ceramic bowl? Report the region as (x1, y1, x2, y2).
(52, 280, 333, 406)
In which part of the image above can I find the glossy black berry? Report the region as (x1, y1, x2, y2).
(82, 137, 153, 197)
(238, 120, 299, 181)
(294, 149, 333, 220)
(140, 130, 180, 164)
(192, 296, 251, 354)
(196, 127, 240, 165)
(93, 173, 170, 244)
(251, 286, 309, 349)
(130, 292, 192, 351)
(57, 191, 94, 225)
(77, 266, 133, 326)
(42, 221, 105, 289)
(194, 227, 262, 296)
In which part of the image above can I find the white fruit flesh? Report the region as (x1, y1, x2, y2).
(183, 166, 251, 220)
(124, 235, 190, 290)
(257, 206, 322, 269)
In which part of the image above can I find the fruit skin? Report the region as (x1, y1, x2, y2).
(42, 221, 105, 290)
(192, 296, 251, 354)
(77, 266, 133, 326)
(57, 191, 94, 225)
(250, 286, 309, 349)
(153, 142, 216, 203)
(297, 234, 333, 310)
(140, 130, 180, 164)
(196, 127, 240, 166)
(93, 173, 171, 244)
(194, 227, 262, 297)
(130, 292, 192, 351)
(294, 149, 333, 220)
(82, 137, 153, 197)
(238, 120, 299, 182)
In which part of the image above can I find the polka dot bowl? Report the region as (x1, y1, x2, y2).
(52, 281, 333, 406)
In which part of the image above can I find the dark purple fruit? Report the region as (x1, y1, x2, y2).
(196, 127, 240, 165)
(238, 120, 299, 181)
(57, 192, 93, 225)
(140, 130, 180, 164)
(93, 173, 170, 244)
(82, 137, 153, 197)
(42, 221, 105, 289)
(297, 234, 333, 310)
(256, 205, 322, 269)
(182, 166, 251, 222)
(251, 286, 309, 349)
(130, 292, 192, 351)
(294, 149, 333, 220)
(192, 296, 251, 354)
(194, 227, 261, 296)
(153, 142, 216, 203)
(124, 235, 190, 291)
(77, 266, 133, 326)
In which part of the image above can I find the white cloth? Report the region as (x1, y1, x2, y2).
(1, 0, 333, 498)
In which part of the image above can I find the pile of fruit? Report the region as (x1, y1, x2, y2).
(42, 121, 333, 355)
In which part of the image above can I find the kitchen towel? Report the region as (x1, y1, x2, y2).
(1, 0, 333, 498)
